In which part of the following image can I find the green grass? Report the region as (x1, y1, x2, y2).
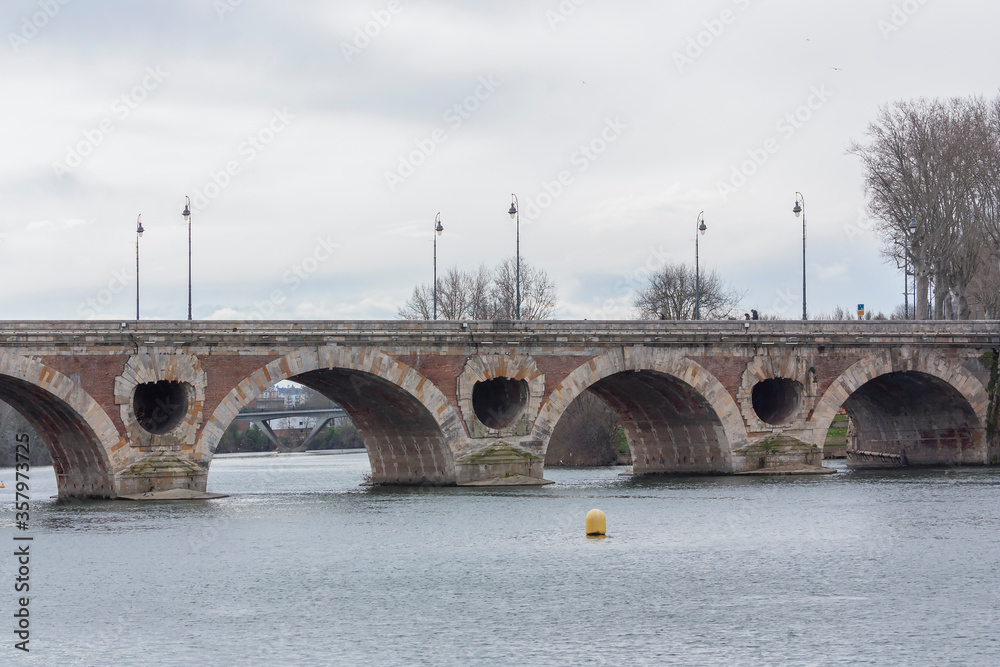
(826, 427, 847, 439)
(825, 413, 849, 444)
(826, 414, 848, 445)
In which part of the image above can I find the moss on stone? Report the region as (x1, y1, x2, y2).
(735, 434, 818, 455)
(461, 442, 537, 463)
(124, 451, 201, 477)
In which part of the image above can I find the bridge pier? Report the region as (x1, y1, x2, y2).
(454, 441, 547, 485)
(115, 451, 208, 496)
(248, 418, 286, 451)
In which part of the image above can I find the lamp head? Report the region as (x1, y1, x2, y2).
(435, 220, 443, 235)
(792, 201, 802, 217)
(182, 204, 190, 219)
(908, 219, 917, 232)
(698, 220, 707, 235)
(508, 203, 517, 219)
(136, 215, 144, 237)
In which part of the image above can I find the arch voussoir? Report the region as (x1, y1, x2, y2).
(0, 350, 122, 497)
(196, 346, 465, 484)
(533, 346, 747, 472)
(810, 349, 990, 464)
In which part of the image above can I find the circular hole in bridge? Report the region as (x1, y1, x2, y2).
(472, 377, 529, 429)
(133, 381, 190, 434)
(751, 378, 802, 425)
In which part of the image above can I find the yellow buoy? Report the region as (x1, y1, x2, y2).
(0, 481, 5, 488)
(585, 509, 606, 536)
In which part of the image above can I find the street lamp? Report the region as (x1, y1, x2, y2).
(792, 192, 807, 320)
(695, 211, 707, 320)
(183, 196, 192, 320)
(433, 212, 443, 320)
(905, 219, 917, 319)
(135, 214, 144, 321)
(507, 194, 520, 320)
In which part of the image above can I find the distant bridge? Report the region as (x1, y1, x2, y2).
(0, 319, 996, 498)
(233, 407, 351, 452)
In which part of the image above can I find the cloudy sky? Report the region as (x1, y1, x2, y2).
(2, 0, 996, 322)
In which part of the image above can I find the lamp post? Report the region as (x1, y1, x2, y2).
(183, 196, 192, 320)
(433, 212, 443, 320)
(135, 214, 144, 321)
(905, 219, 917, 319)
(507, 194, 520, 320)
(695, 212, 707, 320)
(792, 192, 807, 320)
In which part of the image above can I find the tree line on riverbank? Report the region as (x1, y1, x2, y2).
(850, 94, 1000, 319)
(214, 422, 364, 454)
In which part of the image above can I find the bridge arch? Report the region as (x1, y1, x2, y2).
(197, 346, 465, 484)
(532, 347, 747, 474)
(0, 351, 122, 498)
(809, 350, 990, 465)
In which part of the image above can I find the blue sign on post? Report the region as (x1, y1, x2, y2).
(857, 304, 865, 318)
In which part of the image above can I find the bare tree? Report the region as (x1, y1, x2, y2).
(397, 284, 433, 320)
(966, 244, 1000, 318)
(399, 258, 557, 321)
(850, 95, 996, 320)
(465, 264, 495, 319)
(491, 257, 557, 321)
(967, 96, 1000, 317)
(851, 99, 944, 319)
(633, 262, 744, 320)
(545, 392, 624, 466)
(437, 264, 495, 320)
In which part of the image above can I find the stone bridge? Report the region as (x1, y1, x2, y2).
(1, 320, 997, 498)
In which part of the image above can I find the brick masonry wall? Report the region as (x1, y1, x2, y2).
(39, 354, 128, 436)
(393, 354, 467, 411)
(200, 354, 280, 437)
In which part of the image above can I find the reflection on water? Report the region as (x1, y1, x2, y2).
(1, 454, 998, 666)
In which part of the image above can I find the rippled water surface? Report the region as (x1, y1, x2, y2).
(1, 453, 998, 666)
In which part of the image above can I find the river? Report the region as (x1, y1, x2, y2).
(1, 452, 998, 666)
